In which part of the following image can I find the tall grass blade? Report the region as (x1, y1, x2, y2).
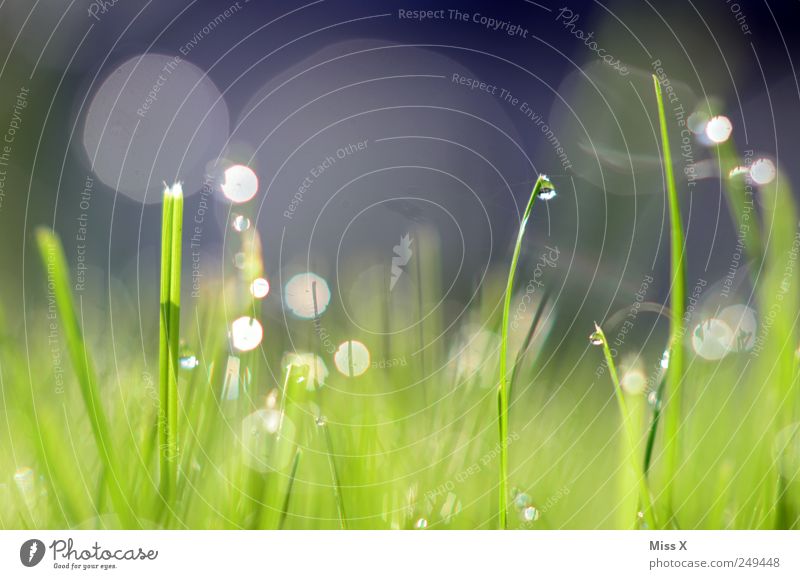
(591, 324, 657, 529)
(652, 75, 687, 523)
(158, 183, 183, 502)
(34, 228, 136, 527)
(498, 174, 550, 529)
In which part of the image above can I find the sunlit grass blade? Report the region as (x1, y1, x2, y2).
(158, 182, 183, 502)
(652, 75, 687, 524)
(591, 323, 657, 529)
(34, 227, 136, 527)
(498, 174, 550, 529)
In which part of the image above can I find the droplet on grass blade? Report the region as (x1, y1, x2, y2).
(660, 349, 670, 369)
(705, 115, 733, 143)
(179, 355, 199, 369)
(589, 331, 604, 346)
(414, 518, 428, 529)
(231, 316, 263, 352)
(729, 165, 749, 178)
(221, 164, 258, 203)
(232, 214, 251, 232)
(537, 174, 557, 200)
(522, 506, 540, 522)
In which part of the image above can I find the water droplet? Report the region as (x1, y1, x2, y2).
(284, 272, 331, 319)
(513, 491, 531, 510)
(334, 340, 370, 377)
(692, 318, 733, 361)
(233, 252, 247, 269)
(705, 115, 733, 143)
(179, 355, 199, 369)
(232, 214, 251, 232)
(230, 316, 263, 352)
(522, 505, 540, 522)
(660, 349, 670, 369)
(315, 416, 327, 427)
(750, 158, 776, 185)
(221, 164, 258, 203)
(537, 174, 556, 200)
(414, 518, 428, 529)
(589, 331, 604, 346)
(250, 277, 270, 299)
(647, 390, 659, 407)
(729, 165, 749, 178)
(687, 111, 709, 135)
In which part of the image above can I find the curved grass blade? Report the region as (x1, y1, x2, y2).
(652, 75, 686, 523)
(498, 174, 550, 529)
(34, 228, 136, 527)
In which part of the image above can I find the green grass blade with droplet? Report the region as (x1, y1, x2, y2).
(498, 174, 549, 529)
(592, 323, 657, 529)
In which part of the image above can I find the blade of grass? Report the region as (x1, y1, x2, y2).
(591, 324, 657, 529)
(498, 174, 550, 529)
(652, 75, 687, 523)
(158, 183, 183, 503)
(34, 228, 136, 527)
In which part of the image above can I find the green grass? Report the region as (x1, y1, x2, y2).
(652, 74, 687, 524)
(497, 174, 551, 529)
(0, 89, 798, 530)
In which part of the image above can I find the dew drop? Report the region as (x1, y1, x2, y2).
(414, 518, 428, 529)
(250, 277, 270, 299)
(537, 174, 557, 200)
(232, 214, 251, 232)
(660, 349, 670, 369)
(513, 491, 531, 510)
(230, 316, 263, 352)
(729, 165, 749, 178)
(705, 115, 733, 143)
(179, 355, 199, 370)
(750, 158, 776, 185)
(589, 331, 604, 346)
(522, 506, 540, 522)
(315, 416, 327, 427)
(221, 164, 258, 203)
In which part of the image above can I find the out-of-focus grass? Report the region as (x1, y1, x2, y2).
(1, 115, 799, 530)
